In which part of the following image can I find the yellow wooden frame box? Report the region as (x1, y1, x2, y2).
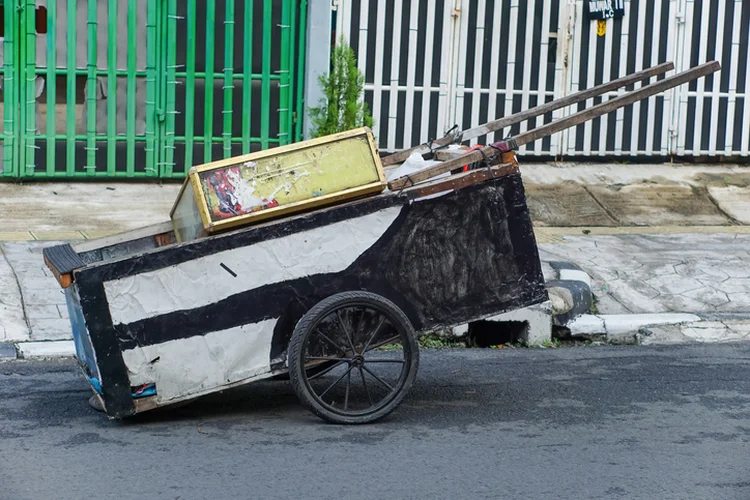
(170, 127, 386, 242)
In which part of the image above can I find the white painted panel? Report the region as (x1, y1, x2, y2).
(104, 207, 403, 325)
(122, 319, 277, 402)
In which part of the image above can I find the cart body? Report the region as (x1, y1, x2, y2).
(46, 170, 545, 419)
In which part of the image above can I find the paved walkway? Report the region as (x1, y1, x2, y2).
(539, 232, 750, 315)
(1, 163, 749, 241)
(1, 163, 749, 344)
(2, 227, 749, 344)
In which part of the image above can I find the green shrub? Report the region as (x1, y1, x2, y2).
(309, 37, 374, 138)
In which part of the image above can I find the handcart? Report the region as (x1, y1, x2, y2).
(43, 61, 719, 424)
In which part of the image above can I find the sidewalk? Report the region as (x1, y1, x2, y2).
(1, 162, 749, 240)
(1, 162, 749, 353)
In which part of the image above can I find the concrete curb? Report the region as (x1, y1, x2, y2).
(546, 261, 593, 326)
(568, 313, 703, 344)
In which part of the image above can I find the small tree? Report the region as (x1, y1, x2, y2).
(309, 38, 374, 138)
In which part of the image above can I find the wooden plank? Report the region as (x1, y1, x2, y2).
(388, 61, 720, 190)
(154, 233, 174, 247)
(381, 61, 675, 166)
(43, 252, 74, 289)
(72, 221, 175, 253)
(510, 61, 720, 148)
(434, 148, 469, 161)
(404, 163, 519, 200)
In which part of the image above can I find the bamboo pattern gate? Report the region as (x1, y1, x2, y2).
(0, 0, 306, 179)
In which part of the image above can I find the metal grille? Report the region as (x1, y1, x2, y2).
(164, 0, 298, 178)
(336, 0, 750, 158)
(0, 0, 302, 179)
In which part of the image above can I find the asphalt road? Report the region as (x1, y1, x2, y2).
(2, 344, 750, 500)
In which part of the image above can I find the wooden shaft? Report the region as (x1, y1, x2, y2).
(382, 61, 675, 166)
(510, 60, 719, 148)
(388, 61, 720, 190)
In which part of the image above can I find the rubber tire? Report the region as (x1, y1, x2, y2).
(288, 291, 419, 424)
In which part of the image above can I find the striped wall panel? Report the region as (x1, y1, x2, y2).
(336, 0, 750, 158)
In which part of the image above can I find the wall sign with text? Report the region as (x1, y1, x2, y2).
(586, 0, 626, 20)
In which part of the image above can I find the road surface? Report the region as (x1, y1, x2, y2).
(1, 344, 749, 500)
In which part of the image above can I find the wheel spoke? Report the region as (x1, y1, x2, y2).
(362, 364, 394, 391)
(315, 329, 349, 354)
(361, 315, 386, 353)
(307, 359, 348, 381)
(305, 356, 352, 362)
(319, 364, 354, 399)
(354, 307, 366, 341)
(344, 369, 352, 411)
(364, 359, 405, 364)
(358, 366, 374, 406)
(336, 310, 357, 352)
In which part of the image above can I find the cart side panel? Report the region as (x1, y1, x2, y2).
(73, 195, 406, 416)
(73, 175, 543, 417)
(65, 285, 101, 391)
(353, 173, 547, 330)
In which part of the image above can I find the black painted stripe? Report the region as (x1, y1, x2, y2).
(689, 0, 702, 93)
(414, 0, 428, 88)
(497, 0, 511, 91)
(465, 0, 478, 90)
(365, 0, 378, 84)
(431, 0, 445, 88)
(350, 0, 361, 62)
(76, 277, 135, 418)
(398, 0, 411, 88)
(482, 0, 495, 91)
(382, 0, 395, 87)
(111, 176, 547, 353)
(637, 0, 655, 152)
(514, 1, 527, 93)
(380, 89, 391, 149)
(574, 11, 590, 153)
(396, 91, 407, 150)
(412, 90, 423, 146)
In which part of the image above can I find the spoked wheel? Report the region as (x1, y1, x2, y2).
(288, 291, 419, 424)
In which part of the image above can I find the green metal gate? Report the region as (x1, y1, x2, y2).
(0, 0, 305, 179)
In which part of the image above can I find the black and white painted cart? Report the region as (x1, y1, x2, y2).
(43, 163, 547, 424)
(43, 60, 719, 424)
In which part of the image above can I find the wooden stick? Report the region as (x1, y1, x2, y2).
(388, 61, 720, 190)
(381, 61, 675, 166)
(403, 163, 519, 200)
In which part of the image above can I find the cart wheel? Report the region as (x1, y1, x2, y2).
(288, 291, 419, 424)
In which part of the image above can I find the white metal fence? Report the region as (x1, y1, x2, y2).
(334, 0, 749, 158)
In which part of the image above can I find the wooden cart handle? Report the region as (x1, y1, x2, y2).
(382, 61, 675, 166)
(388, 61, 720, 191)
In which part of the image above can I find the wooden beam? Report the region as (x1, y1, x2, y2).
(388, 61, 720, 190)
(381, 61, 675, 166)
(72, 221, 175, 253)
(403, 163, 519, 200)
(43, 252, 75, 289)
(510, 61, 719, 148)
